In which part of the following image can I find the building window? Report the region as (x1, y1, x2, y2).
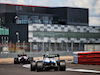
(16, 15, 28, 24)
(30, 16, 39, 23)
(32, 7, 35, 11)
(0, 28, 9, 35)
(19, 6, 22, 10)
(20, 15, 28, 24)
(32, 31, 100, 38)
(42, 16, 49, 24)
(16, 6, 23, 11)
(16, 6, 18, 11)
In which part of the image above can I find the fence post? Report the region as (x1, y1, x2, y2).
(79, 42, 80, 51)
(92, 40, 95, 51)
(23, 41, 25, 52)
(37, 42, 38, 52)
(66, 42, 68, 51)
(87, 41, 88, 51)
(55, 41, 57, 51)
(71, 41, 73, 51)
(30, 42, 32, 52)
(49, 38, 51, 51)
(43, 40, 44, 53)
(2, 37, 3, 47)
(10, 41, 11, 52)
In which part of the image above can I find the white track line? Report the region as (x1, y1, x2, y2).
(23, 64, 100, 73)
(66, 68, 100, 73)
(23, 64, 30, 68)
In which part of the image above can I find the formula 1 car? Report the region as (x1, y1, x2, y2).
(14, 53, 33, 64)
(31, 54, 66, 72)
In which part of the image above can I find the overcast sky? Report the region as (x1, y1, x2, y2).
(0, 0, 100, 26)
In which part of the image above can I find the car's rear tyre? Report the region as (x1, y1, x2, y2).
(30, 61, 36, 71)
(14, 58, 19, 64)
(36, 61, 43, 72)
(59, 60, 66, 71)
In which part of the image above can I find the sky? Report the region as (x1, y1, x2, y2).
(0, 0, 100, 26)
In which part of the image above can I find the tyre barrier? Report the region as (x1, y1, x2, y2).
(73, 51, 100, 65)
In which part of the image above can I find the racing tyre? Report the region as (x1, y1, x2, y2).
(59, 60, 66, 71)
(14, 58, 19, 64)
(30, 61, 36, 71)
(28, 57, 33, 64)
(36, 61, 43, 72)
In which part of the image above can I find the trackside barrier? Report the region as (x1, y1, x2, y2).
(0, 51, 73, 58)
(73, 51, 100, 65)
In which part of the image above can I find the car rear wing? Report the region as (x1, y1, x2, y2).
(43, 54, 60, 58)
(18, 54, 27, 57)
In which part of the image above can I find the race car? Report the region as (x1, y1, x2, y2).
(14, 53, 33, 64)
(30, 54, 66, 72)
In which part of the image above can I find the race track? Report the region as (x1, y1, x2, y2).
(0, 64, 99, 75)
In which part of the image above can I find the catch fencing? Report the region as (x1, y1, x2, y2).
(0, 51, 73, 58)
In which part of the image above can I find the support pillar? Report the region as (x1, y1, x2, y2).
(93, 41, 95, 51)
(23, 41, 25, 52)
(71, 41, 73, 51)
(30, 42, 32, 52)
(55, 42, 57, 51)
(43, 41, 44, 53)
(66, 42, 68, 51)
(49, 38, 51, 51)
(79, 42, 80, 51)
(37, 42, 38, 52)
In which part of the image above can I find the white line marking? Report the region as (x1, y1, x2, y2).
(65, 60, 73, 63)
(66, 68, 100, 73)
(23, 64, 30, 68)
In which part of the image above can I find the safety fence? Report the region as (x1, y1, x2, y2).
(0, 51, 73, 58)
(0, 42, 84, 53)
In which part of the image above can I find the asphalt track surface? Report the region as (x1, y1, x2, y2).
(0, 64, 99, 75)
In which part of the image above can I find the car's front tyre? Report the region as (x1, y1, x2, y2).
(14, 58, 19, 64)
